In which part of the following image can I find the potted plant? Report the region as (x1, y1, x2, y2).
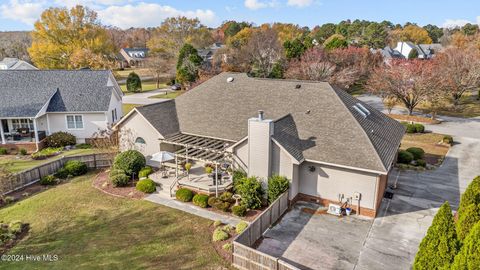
(205, 165, 213, 174)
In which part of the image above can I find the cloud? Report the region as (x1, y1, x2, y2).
(55, 0, 128, 9)
(244, 0, 276, 10)
(287, 0, 313, 8)
(0, 0, 44, 25)
(442, 18, 473, 29)
(97, 2, 216, 28)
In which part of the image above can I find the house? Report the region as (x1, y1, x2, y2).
(118, 48, 149, 68)
(0, 70, 123, 152)
(197, 43, 225, 62)
(380, 41, 443, 60)
(0, 58, 37, 70)
(115, 73, 404, 217)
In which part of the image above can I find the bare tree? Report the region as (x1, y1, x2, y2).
(382, 96, 398, 114)
(146, 54, 175, 88)
(285, 47, 335, 81)
(246, 28, 284, 78)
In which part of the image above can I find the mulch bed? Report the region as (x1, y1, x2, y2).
(92, 171, 145, 200)
(209, 223, 236, 263)
(1, 182, 51, 208)
(0, 224, 30, 255)
(388, 114, 441, 124)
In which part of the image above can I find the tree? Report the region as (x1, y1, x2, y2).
(146, 54, 175, 88)
(435, 48, 480, 105)
(285, 47, 334, 81)
(423, 24, 444, 43)
(223, 21, 251, 38)
(126, 72, 142, 93)
(176, 43, 202, 85)
(413, 202, 459, 270)
(272, 23, 305, 45)
(227, 27, 254, 48)
(246, 28, 284, 78)
(383, 96, 397, 114)
(362, 23, 388, 49)
(462, 23, 479, 36)
(311, 23, 337, 43)
(389, 25, 432, 44)
(451, 222, 480, 269)
(323, 34, 348, 50)
(29, 5, 115, 69)
(456, 176, 480, 240)
(147, 16, 212, 57)
(283, 38, 307, 59)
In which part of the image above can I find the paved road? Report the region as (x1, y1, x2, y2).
(122, 88, 170, 105)
(354, 94, 480, 269)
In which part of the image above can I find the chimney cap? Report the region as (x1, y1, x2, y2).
(258, 110, 264, 120)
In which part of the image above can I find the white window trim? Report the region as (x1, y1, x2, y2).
(65, 114, 84, 130)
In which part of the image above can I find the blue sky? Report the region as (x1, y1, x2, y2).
(0, 0, 479, 31)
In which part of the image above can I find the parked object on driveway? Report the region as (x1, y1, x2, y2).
(171, 84, 182, 91)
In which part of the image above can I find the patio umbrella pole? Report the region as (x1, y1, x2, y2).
(215, 163, 218, 198)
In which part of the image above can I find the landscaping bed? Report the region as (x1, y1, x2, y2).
(399, 133, 451, 168)
(0, 221, 29, 255)
(92, 170, 145, 200)
(388, 114, 441, 124)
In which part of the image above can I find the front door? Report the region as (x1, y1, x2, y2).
(1, 119, 8, 133)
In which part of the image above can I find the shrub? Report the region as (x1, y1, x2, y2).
(19, 148, 27, 155)
(176, 188, 194, 202)
(138, 166, 153, 178)
(126, 72, 142, 92)
(64, 160, 88, 176)
(222, 243, 233, 252)
(45, 132, 76, 147)
(406, 147, 425, 160)
(456, 204, 480, 241)
(236, 221, 248, 234)
(443, 135, 454, 145)
(414, 123, 425, 133)
(213, 220, 222, 227)
(8, 221, 23, 234)
(76, 143, 92, 149)
(2, 196, 15, 205)
(136, 179, 156, 193)
(232, 205, 247, 217)
(405, 123, 417, 134)
(113, 150, 146, 177)
(109, 168, 126, 178)
(219, 191, 233, 203)
(413, 202, 459, 270)
(31, 147, 63, 160)
(268, 175, 289, 204)
(208, 196, 220, 207)
(205, 166, 213, 174)
(398, 150, 414, 164)
(451, 222, 480, 270)
(184, 162, 192, 172)
(212, 228, 229, 242)
(40, 175, 56, 185)
(214, 201, 231, 212)
(456, 176, 480, 240)
(193, 194, 209, 208)
(236, 176, 264, 209)
(416, 159, 427, 168)
(111, 173, 130, 187)
(0, 148, 7, 155)
(54, 168, 70, 179)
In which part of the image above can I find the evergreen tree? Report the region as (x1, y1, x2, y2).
(451, 222, 480, 270)
(176, 43, 202, 85)
(283, 38, 306, 59)
(323, 34, 348, 50)
(457, 176, 480, 240)
(126, 72, 142, 93)
(362, 22, 388, 49)
(413, 202, 459, 270)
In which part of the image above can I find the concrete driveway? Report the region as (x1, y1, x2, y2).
(122, 88, 171, 105)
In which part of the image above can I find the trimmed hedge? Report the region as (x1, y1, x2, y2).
(398, 150, 414, 164)
(236, 221, 248, 234)
(193, 194, 209, 208)
(64, 160, 88, 176)
(406, 123, 417, 134)
(45, 132, 76, 148)
(139, 166, 153, 178)
(40, 175, 56, 185)
(0, 148, 7, 155)
(232, 205, 247, 217)
(407, 147, 425, 160)
(54, 168, 70, 179)
(443, 135, 454, 145)
(212, 228, 229, 242)
(111, 173, 130, 187)
(414, 123, 425, 133)
(136, 179, 156, 193)
(268, 175, 289, 204)
(416, 159, 427, 168)
(403, 123, 425, 134)
(113, 150, 146, 177)
(176, 188, 194, 202)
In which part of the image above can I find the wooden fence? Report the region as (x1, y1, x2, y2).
(2, 153, 113, 195)
(233, 191, 299, 270)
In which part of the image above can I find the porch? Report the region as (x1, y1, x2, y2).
(0, 118, 47, 152)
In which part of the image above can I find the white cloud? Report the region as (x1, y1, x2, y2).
(287, 0, 313, 8)
(0, 0, 44, 25)
(442, 18, 472, 29)
(244, 0, 276, 10)
(97, 2, 216, 28)
(54, 0, 128, 9)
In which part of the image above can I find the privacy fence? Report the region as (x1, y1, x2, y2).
(233, 191, 300, 270)
(2, 153, 113, 195)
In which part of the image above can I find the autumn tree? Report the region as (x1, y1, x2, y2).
(462, 23, 479, 36)
(272, 23, 306, 45)
(285, 47, 334, 81)
(29, 5, 115, 69)
(176, 43, 202, 85)
(227, 27, 254, 48)
(246, 28, 284, 78)
(389, 25, 432, 45)
(223, 21, 251, 38)
(146, 54, 175, 88)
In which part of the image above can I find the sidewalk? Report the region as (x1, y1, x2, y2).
(145, 192, 243, 226)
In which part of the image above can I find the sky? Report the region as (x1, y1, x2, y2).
(0, 0, 479, 31)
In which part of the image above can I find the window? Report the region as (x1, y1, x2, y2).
(111, 109, 118, 122)
(135, 137, 146, 144)
(12, 119, 33, 130)
(66, 115, 83, 129)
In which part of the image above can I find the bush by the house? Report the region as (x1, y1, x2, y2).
(111, 173, 130, 187)
(54, 168, 70, 179)
(0, 148, 7, 155)
(192, 194, 209, 208)
(215, 201, 231, 212)
(208, 196, 219, 207)
(176, 188, 194, 202)
(451, 222, 480, 270)
(219, 191, 234, 203)
(222, 243, 233, 252)
(406, 147, 425, 160)
(19, 148, 27, 155)
(39, 175, 57, 185)
(236, 221, 248, 234)
(233, 170, 247, 189)
(416, 159, 427, 168)
(213, 220, 222, 227)
(402, 122, 424, 134)
(113, 150, 146, 177)
(64, 160, 88, 176)
(45, 132, 76, 148)
(456, 176, 480, 240)
(443, 135, 454, 145)
(138, 166, 153, 178)
(212, 228, 229, 242)
(31, 147, 63, 160)
(268, 175, 289, 204)
(235, 176, 264, 209)
(135, 179, 156, 193)
(232, 205, 247, 217)
(413, 202, 459, 270)
(75, 143, 92, 149)
(109, 168, 126, 178)
(398, 150, 414, 164)
(414, 123, 425, 133)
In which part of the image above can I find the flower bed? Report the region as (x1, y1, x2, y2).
(93, 170, 145, 200)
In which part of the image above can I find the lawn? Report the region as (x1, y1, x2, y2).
(122, 103, 141, 114)
(417, 91, 480, 118)
(113, 68, 152, 80)
(149, 91, 185, 99)
(0, 172, 227, 269)
(119, 80, 167, 95)
(400, 133, 450, 165)
(0, 148, 101, 173)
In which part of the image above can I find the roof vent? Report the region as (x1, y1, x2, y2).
(227, 77, 234, 83)
(352, 105, 367, 119)
(356, 103, 371, 116)
(295, 84, 301, 89)
(305, 110, 311, 114)
(258, 110, 264, 120)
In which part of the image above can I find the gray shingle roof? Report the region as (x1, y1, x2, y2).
(0, 70, 116, 117)
(135, 73, 405, 173)
(0, 58, 37, 70)
(136, 100, 180, 137)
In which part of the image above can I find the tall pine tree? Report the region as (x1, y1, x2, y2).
(413, 201, 459, 270)
(456, 176, 480, 240)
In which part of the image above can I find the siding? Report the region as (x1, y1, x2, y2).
(47, 112, 108, 142)
(271, 142, 299, 200)
(232, 139, 248, 172)
(107, 91, 123, 124)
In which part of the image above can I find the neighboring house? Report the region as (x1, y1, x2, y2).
(0, 58, 37, 70)
(115, 73, 405, 218)
(380, 41, 443, 60)
(118, 48, 149, 68)
(198, 43, 225, 62)
(0, 70, 123, 152)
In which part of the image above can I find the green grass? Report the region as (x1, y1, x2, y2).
(122, 103, 141, 114)
(113, 68, 151, 80)
(0, 172, 226, 270)
(417, 91, 480, 118)
(149, 91, 185, 99)
(0, 148, 101, 173)
(120, 80, 167, 95)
